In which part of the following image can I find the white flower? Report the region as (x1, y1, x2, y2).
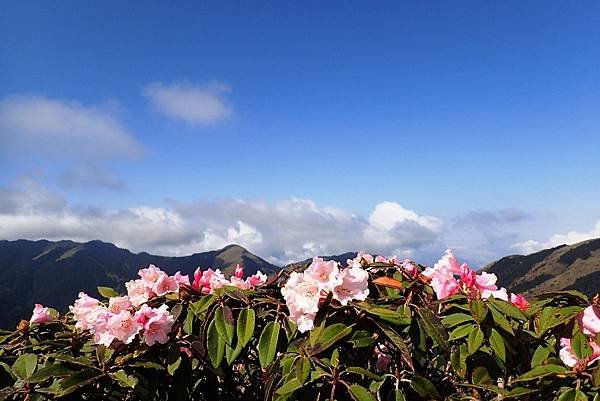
(332, 265, 369, 305)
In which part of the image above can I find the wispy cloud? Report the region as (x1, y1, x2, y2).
(143, 81, 232, 124)
(512, 221, 600, 254)
(59, 164, 128, 191)
(0, 95, 143, 159)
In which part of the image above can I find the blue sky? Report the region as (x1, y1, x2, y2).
(1, 1, 600, 266)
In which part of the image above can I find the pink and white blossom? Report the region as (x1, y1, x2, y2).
(70, 292, 102, 330)
(281, 272, 321, 332)
(234, 264, 244, 279)
(108, 310, 142, 345)
(332, 265, 369, 305)
(304, 257, 342, 292)
(481, 287, 509, 302)
(108, 296, 132, 314)
(152, 272, 179, 296)
(30, 304, 52, 324)
(433, 249, 461, 274)
(559, 337, 600, 367)
(246, 270, 268, 287)
(135, 304, 174, 346)
(579, 306, 600, 336)
(126, 279, 151, 307)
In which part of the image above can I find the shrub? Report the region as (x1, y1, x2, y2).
(0, 251, 599, 400)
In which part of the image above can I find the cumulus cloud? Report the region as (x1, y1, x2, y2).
(143, 81, 232, 124)
(512, 220, 600, 254)
(0, 180, 444, 265)
(59, 164, 128, 191)
(0, 95, 143, 159)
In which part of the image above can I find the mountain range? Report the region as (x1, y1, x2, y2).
(0, 237, 599, 329)
(0, 239, 277, 329)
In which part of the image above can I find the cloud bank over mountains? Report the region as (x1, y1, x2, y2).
(0, 179, 444, 265)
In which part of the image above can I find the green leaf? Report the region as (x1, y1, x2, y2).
(207, 319, 225, 368)
(12, 353, 37, 380)
(504, 387, 538, 399)
(27, 364, 72, 383)
(488, 298, 526, 321)
(417, 307, 450, 351)
(310, 323, 352, 355)
(276, 378, 302, 395)
(558, 388, 589, 401)
(331, 348, 340, 367)
(214, 305, 235, 346)
(258, 321, 280, 368)
(58, 370, 102, 396)
(489, 328, 506, 362)
(441, 313, 474, 328)
(469, 299, 489, 324)
(471, 366, 492, 384)
(236, 308, 255, 348)
(167, 357, 181, 376)
(183, 309, 195, 335)
(513, 364, 568, 382)
(390, 389, 407, 401)
(294, 356, 311, 384)
(190, 295, 215, 316)
(110, 370, 138, 388)
(347, 330, 375, 348)
(572, 330, 593, 360)
(410, 375, 440, 399)
(344, 366, 383, 381)
(309, 318, 326, 347)
(531, 344, 551, 367)
(488, 307, 515, 335)
(97, 286, 119, 299)
(95, 345, 114, 365)
(467, 327, 484, 356)
(449, 323, 474, 341)
(347, 384, 377, 401)
(225, 343, 243, 365)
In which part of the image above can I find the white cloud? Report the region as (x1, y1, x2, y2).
(511, 220, 600, 254)
(0, 181, 444, 265)
(143, 81, 232, 124)
(0, 95, 143, 159)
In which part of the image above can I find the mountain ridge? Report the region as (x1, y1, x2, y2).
(0, 239, 277, 328)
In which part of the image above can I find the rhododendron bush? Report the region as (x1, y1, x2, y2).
(1, 252, 599, 400)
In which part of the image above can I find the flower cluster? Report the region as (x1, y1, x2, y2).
(559, 306, 600, 367)
(30, 263, 268, 347)
(423, 249, 528, 310)
(191, 264, 268, 293)
(71, 265, 190, 346)
(125, 264, 189, 307)
(281, 255, 370, 333)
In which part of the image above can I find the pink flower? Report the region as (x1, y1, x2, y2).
(332, 265, 369, 306)
(304, 257, 342, 292)
(474, 271, 498, 292)
(481, 287, 509, 301)
(108, 310, 142, 345)
(138, 264, 162, 286)
(70, 292, 101, 330)
(136, 304, 174, 346)
(429, 268, 460, 300)
(579, 306, 600, 336)
(510, 293, 530, 311)
(375, 255, 389, 263)
(234, 264, 244, 279)
(348, 251, 374, 267)
(230, 276, 250, 290)
(108, 296, 132, 314)
(126, 279, 151, 307)
(208, 269, 229, 292)
(152, 272, 179, 296)
(460, 264, 477, 290)
(90, 310, 115, 347)
(173, 271, 190, 286)
(30, 304, 52, 324)
(281, 272, 321, 332)
(559, 338, 600, 367)
(433, 249, 461, 274)
(246, 270, 268, 287)
(400, 260, 418, 277)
